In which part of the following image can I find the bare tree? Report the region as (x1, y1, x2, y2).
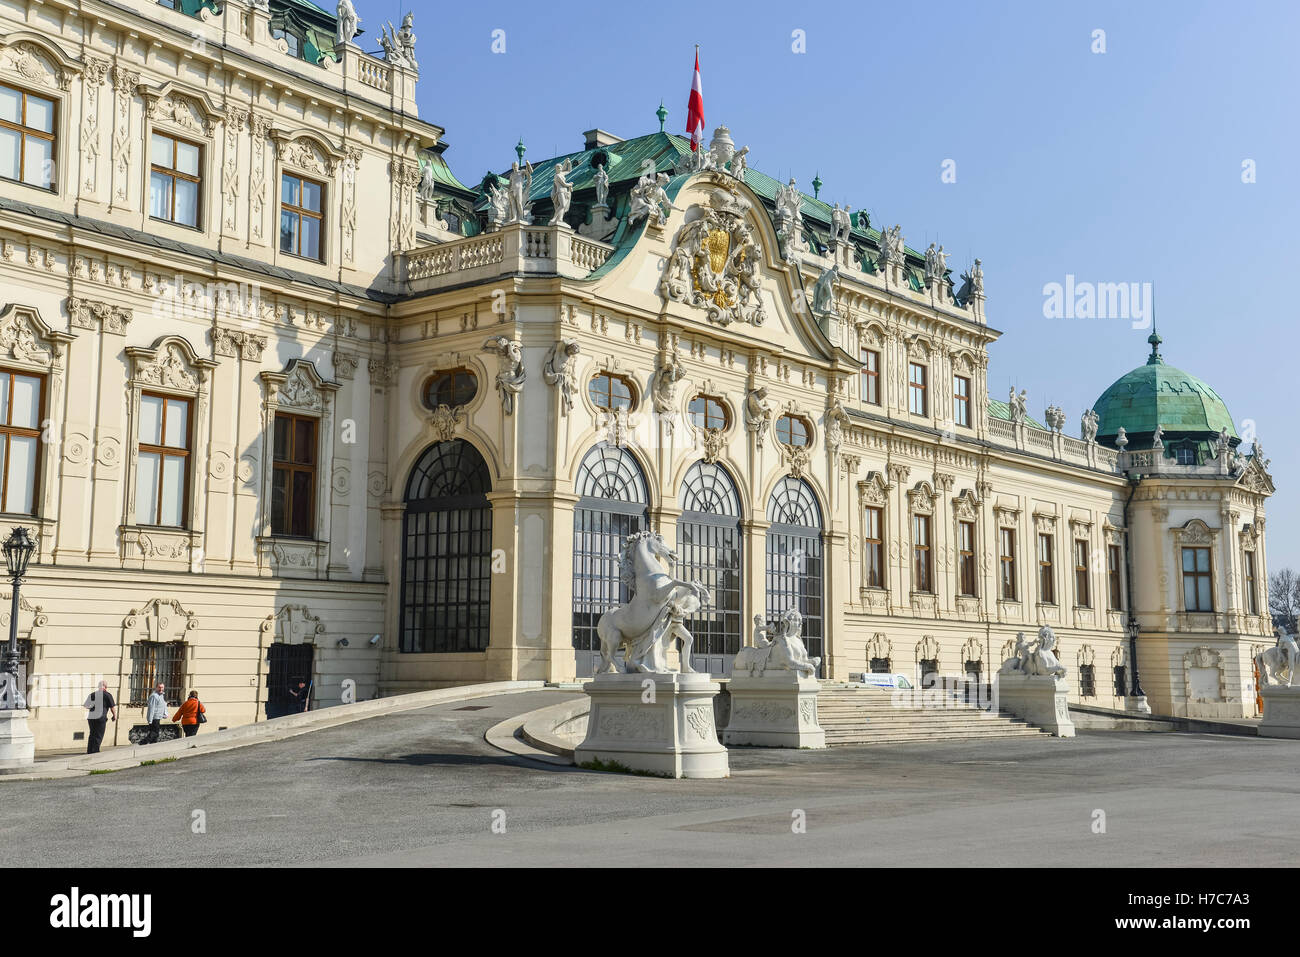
(1269, 568, 1300, 634)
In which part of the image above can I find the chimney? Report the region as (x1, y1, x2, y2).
(583, 129, 624, 150)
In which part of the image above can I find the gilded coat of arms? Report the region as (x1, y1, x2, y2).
(660, 184, 766, 326)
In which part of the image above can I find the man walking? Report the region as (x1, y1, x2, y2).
(146, 681, 168, 743)
(83, 680, 117, 754)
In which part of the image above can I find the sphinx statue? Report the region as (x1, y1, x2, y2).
(733, 608, 821, 678)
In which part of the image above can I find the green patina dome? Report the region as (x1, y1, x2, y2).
(1093, 333, 1238, 452)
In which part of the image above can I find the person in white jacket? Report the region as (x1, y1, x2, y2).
(145, 682, 169, 744)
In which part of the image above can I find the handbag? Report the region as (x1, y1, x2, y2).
(196, 701, 207, 724)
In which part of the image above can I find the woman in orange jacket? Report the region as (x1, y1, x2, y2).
(172, 690, 206, 737)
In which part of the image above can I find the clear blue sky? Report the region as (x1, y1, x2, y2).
(391, 0, 1299, 572)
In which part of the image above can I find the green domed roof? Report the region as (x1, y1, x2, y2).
(1093, 333, 1238, 449)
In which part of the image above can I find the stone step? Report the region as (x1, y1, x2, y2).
(812, 686, 1048, 744)
(824, 730, 1047, 746)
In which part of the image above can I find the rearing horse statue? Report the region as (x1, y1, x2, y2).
(596, 530, 710, 674)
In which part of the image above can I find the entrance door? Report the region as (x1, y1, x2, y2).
(266, 643, 314, 718)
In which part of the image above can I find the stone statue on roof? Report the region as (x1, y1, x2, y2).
(629, 171, 671, 226)
(924, 243, 948, 283)
(730, 145, 748, 182)
(1009, 387, 1028, 425)
(593, 163, 609, 209)
(379, 15, 417, 70)
(1081, 408, 1099, 443)
(831, 204, 852, 246)
(336, 0, 360, 46)
(878, 223, 904, 268)
(417, 160, 436, 202)
(549, 159, 574, 226)
(506, 161, 533, 225)
(486, 181, 509, 231)
(775, 179, 809, 258)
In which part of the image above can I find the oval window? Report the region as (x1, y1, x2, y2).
(423, 368, 478, 409)
(775, 414, 811, 447)
(689, 395, 728, 430)
(588, 372, 635, 411)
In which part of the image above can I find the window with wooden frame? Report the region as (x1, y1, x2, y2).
(958, 520, 977, 597)
(149, 131, 201, 228)
(912, 513, 933, 593)
(1000, 527, 1017, 600)
(135, 393, 192, 527)
(1107, 543, 1124, 610)
(688, 394, 728, 430)
(860, 348, 880, 405)
(1074, 538, 1091, 607)
(775, 414, 811, 447)
(0, 368, 43, 515)
(280, 172, 324, 261)
(1038, 532, 1055, 604)
(953, 375, 971, 427)
(864, 506, 884, 588)
(587, 372, 634, 411)
(1244, 551, 1259, 615)
(908, 362, 928, 416)
(1181, 546, 1213, 612)
(271, 412, 318, 538)
(423, 368, 478, 409)
(0, 82, 56, 190)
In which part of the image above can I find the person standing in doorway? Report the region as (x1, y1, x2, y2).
(287, 678, 311, 713)
(145, 682, 168, 743)
(83, 680, 117, 754)
(172, 690, 206, 737)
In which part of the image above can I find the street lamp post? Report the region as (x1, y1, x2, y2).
(0, 527, 36, 711)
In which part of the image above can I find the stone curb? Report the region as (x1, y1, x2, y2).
(519, 697, 588, 760)
(0, 681, 547, 781)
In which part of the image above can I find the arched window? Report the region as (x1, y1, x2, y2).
(588, 372, 635, 411)
(400, 439, 492, 653)
(422, 368, 478, 409)
(775, 414, 811, 447)
(688, 395, 728, 430)
(678, 462, 743, 675)
(572, 444, 648, 675)
(765, 477, 824, 673)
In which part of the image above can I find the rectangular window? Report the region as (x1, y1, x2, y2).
(860, 349, 880, 405)
(1038, 533, 1055, 604)
(1000, 527, 1017, 601)
(1244, 551, 1258, 615)
(1182, 546, 1213, 612)
(1107, 543, 1124, 610)
(0, 369, 43, 515)
(958, 520, 977, 597)
(1074, 539, 1090, 607)
(912, 514, 932, 593)
(1113, 665, 1127, 698)
(908, 363, 928, 416)
(271, 412, 317, 538)
(149, 132, 201, 228)
(0, 82, 56, 190)
(1079, 664, 1096, 697)
(135, 393, 191, 527)
(128, 640, 186, 707)
(953, 375, 971, 428)
(280, 173, 324, 261)
(864, 506, 883, 588)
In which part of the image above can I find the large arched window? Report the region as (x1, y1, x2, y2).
(572, 444, 649, 675)
(678, 461, 743, 675)
(400, 439, 493, 653)
(766, 477, 824, 673)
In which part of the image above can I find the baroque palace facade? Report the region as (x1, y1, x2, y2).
(0, 0, 1277, 750)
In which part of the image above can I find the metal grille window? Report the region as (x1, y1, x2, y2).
(678, 462, 743, 667)
(280, 172, 324, 260)
(1113, 665, 1127, 698)
(149, 131, 201, 228)
(1080, 663, 1097, 697)
(400, 440, 493, 653)
(953, 375, 971, 427)
(0, 82, 56, 190)
(919, 657, 939, 688)
(860, 348, 880, 405)
(136, 393, 191, 527)
(128, 640, 187, 707)
(766, 477, 823, 671)
(1038, 533, 1055, 604)
(0, 368, 43, 515)
(964, 659, 984, 703)
(908, 362, 927, 416)
(958, 520, 977, 596)
(1244, 551, 1258, 615)
(870, 657, 892, 674)
(572, 445, 648, 657)
(271, 412, 317, 537)
(864, 506, 884, 588)
(15, 638, 32, 700)
(912, 514, 933, 593)
(1182, 547, 1213, 612)
(1074, 539, 1090, 607)
(1107, 543, 1124, 610)
(1000, 527, 1017, 600)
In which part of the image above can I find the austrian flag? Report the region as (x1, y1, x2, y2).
(686, 48, 705, 151)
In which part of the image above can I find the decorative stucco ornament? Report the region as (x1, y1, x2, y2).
(1114, 425, 1129, 451)
(810, 263, 839, 318)
(628, 171, 671, 226)
(542, 338, 580, 415)
(548, 159, 574, 226)
(650, 350, 685, 417)
(660, 185, 766, 326)
(745, 386, 772, 449)
(733, 609, 821, 678)
(482, 335, 525, 414)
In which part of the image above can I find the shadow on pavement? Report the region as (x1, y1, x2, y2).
(308, 752, 579, 771)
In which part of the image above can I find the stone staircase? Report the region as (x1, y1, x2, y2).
(816, 685, 1049, 746)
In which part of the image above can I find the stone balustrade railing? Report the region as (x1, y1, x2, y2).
(404, 224, 614, 293)
(985, 415, 1120, 473)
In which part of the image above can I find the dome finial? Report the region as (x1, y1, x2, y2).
(1146, 329, 1163, 365)
(656, 100, 667, 133)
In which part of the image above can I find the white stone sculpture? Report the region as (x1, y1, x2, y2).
(924, 242, 948, 284)
(595, 530, 710, 674)
(660, 185, 766, 326)
(999, 626, 1067, 679)
(485, 181, 509, 231)
(505, 161, 533, 225)
(831, 204, 852, 245)
(998, 632, 1034, 675)
(336, 0, 360, 46)
(379, 14, 417, 70)
(811, 263, 839, 317)
(825, 400, 850, 455)
(593, 163, 610, 209)
(745, 386, 772, 448)
(1081, 408, 1099, 443)
(548, 159, 574, 226)
(1152, 425, 1164, 449)
(482, 335, 525, 414)
(970, 258, 984, 295)
(1252, 438, 1270, 469)
(1009, 387, 1028, 425)
(1115, 426, 1129, 451)
(650, 350, 685, 418)
(730, 144, 748, 182)
(774, 178, 809, 258)
(1257, 632, 1300, 688)
(417, 160, 436, 203)
(995, 627, 1073, 736)
(1044, 404, 1066, 432)
(542, 337, 580, 415)
(878, 223, 904, 268)
(733, 608, 821, 678)
(629, 171, 671, 227)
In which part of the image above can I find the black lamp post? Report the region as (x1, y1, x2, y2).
(1, 527, 36, 711)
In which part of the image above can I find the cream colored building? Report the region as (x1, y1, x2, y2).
(0, 0, 1276, 751)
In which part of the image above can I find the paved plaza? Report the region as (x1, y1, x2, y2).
(5, 690, 1295, 867)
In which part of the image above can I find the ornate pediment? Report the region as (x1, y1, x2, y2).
(858, 470, 890, 507)
(660, 183, 766, 327)
(0, 34, 82, 90)
(1173, 518, 1216, 546)
(953, 488, 981, 521)
(1236, 456, 1275, 496)
(126, 336, 215, 393)
(0, 303, 72, 367)
(907, 481, 936, 514)
(140, 82, 224, 137)
(272, 129, 346, 176)
(261, 358, 339, 413)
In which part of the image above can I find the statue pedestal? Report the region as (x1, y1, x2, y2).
(1259, 685, 1300, 739)
(723, 672, 825, 748)
(575, 672, 729, 779)
(995, 674, 1075, 737)
(0, 709, 35, 768)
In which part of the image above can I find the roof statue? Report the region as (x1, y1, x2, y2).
(593, 163, 610, 209)
(486, 180, 509, 231)
(923, 242, 948, 283)
(417, 160, 436, 202)
(774, 178, 809, 258)
(1081, 408, 1099, 443)
(505, 160, 533, 225)
(336, 0, 359, 46)
(629, 171, 671, 226)
(379, 14, 417, 70)
(811, 263, 839, 318)
(878, 223, 904, 268)
(831, 204, 852, 245)
(548, 158, 574, 226)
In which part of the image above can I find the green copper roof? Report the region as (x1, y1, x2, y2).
(1092, 334, 1237, 446)
(988, 398, 1045, 430)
